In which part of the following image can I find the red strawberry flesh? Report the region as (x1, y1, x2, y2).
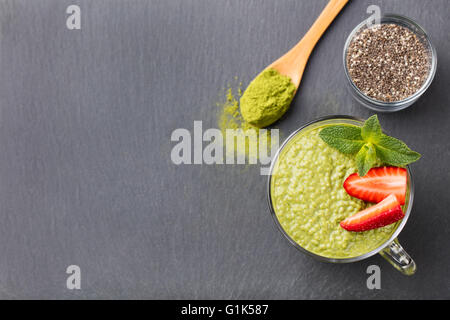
(340, 194, 404, 232)
(343, 167, 407, 205)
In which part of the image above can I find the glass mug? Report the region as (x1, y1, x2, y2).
(267, 116, 416, 275)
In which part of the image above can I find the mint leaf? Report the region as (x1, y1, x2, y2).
(375, 134, 421, 166)
(319, 125, 365, 154)
(361, 115, 382, 143)
(356, 143, 377, 176)
(319, 116, 421, 173)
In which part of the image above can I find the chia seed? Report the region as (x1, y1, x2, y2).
(346, 24, 430, 102)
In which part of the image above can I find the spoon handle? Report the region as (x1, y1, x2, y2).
(302, 0, 349, 49)
(270, 0, 349, 88)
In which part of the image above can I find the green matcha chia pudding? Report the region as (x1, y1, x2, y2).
(269, 121, 401, 259)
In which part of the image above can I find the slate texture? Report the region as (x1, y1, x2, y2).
(0, 0, 448, 299)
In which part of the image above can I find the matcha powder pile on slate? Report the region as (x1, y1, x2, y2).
(346, 24, 430, 102)
(217, 81, 277, 162)
(240, 69, 296, 128)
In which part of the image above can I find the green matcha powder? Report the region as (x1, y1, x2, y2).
(240, 69, 296, 128)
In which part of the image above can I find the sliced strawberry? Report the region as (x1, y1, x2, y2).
(340, 194, 404, 232)
(343, 166, 407, 205)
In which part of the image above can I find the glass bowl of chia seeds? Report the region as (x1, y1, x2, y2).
(343, 14, 437, 112)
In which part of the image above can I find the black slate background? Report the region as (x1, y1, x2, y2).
(0, 0, 448, 299)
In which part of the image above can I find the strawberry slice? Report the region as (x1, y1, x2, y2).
(340, 194, 404, 232)
(343, 167, 407, 205)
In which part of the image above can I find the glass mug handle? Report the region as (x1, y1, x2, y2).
(379, 238, 416, 275)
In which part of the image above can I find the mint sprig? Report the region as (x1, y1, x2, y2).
(361, 115, 382, 143)
(317, 125, 365, 154)
(319, 115, 421, 176)
(355, 143, 377, 176)
(375, 135, 422, 166)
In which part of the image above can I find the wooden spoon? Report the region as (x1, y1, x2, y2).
(268, 0, 349, 90)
